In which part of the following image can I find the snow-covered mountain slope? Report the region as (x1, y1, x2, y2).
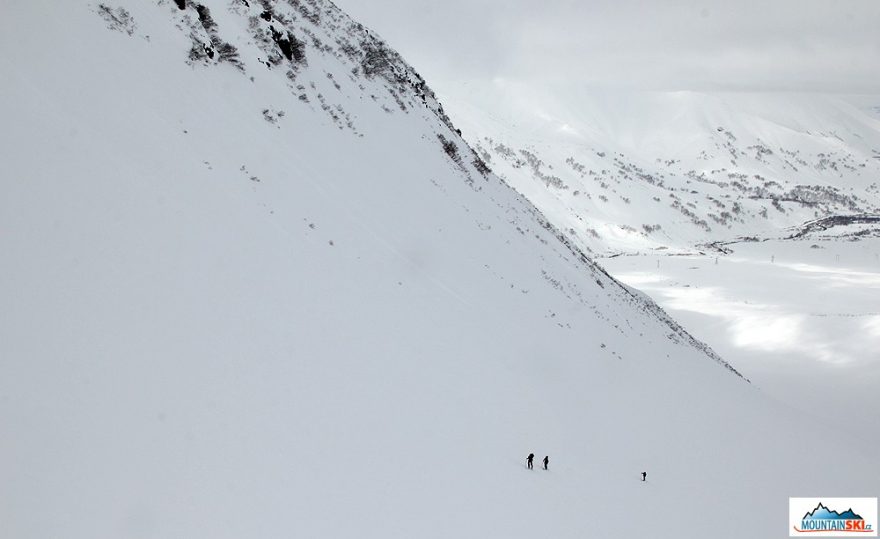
(0, 2, 875, 538)
(443, 81, 880, 255)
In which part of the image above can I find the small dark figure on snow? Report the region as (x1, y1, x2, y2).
(543, 456, 549, 470)
(526, 453, 534, 469)
(641, 471, 647, 482)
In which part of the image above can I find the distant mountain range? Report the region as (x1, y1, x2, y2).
(441, 83, 880, 254)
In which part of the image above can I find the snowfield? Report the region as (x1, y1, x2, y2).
(602, 234, 880, 446)
(0, 1, 876, 538)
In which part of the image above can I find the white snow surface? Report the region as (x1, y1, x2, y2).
(0, 2, 876, 538)
(603, 237, 880, 446)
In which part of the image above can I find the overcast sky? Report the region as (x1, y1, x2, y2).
(333, 0, 880, 93)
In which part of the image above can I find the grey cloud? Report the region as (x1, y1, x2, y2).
(333, 0, 880, 92)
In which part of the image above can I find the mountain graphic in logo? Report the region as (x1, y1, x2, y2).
(794, 502, 873, 534)
(804, 503, 864, 521)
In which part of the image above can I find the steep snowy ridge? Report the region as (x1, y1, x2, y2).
(68, 0, 738, 375)
(0, 2, 875, 538)
(531, 212, 744, 378)
(165, 0, 458, 135)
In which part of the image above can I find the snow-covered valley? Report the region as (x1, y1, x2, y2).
(603, 235, 880, 446)
(1, 2, 877, 538)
